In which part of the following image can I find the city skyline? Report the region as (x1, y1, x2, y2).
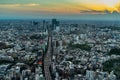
(0, 0, 120, 20)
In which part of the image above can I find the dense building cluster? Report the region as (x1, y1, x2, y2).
(51, 21, 120, 80)
(0, 19, 120, 80)
(0, 20, 48, 80)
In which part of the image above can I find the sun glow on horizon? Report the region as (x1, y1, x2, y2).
(0, 0, 120, 18)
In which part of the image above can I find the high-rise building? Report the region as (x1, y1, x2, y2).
(86, 70, 95, 80)
(51, 19, 59, 30)
(42, 20, 47, 31)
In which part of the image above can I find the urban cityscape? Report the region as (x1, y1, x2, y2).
(0, 0, 120, 80)
(0, 19, 119, 80)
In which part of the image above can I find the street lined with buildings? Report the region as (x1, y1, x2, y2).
(44, 35, 52, 80)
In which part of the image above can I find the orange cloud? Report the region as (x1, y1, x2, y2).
(0, 3, 40, 7)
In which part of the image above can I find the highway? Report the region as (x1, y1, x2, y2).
(44, 35, 52, 80)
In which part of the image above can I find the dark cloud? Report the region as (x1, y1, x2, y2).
(80, 10, 105, 14)
(80, 9, 120, 14)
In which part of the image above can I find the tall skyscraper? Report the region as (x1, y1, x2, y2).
(43, 20, 45, 31)
(51, 19, 59, 30)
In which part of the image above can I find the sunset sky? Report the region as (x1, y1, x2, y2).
(0, 0, 120, 20)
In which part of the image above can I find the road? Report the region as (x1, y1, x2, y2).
(44, 35, 52, 80)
